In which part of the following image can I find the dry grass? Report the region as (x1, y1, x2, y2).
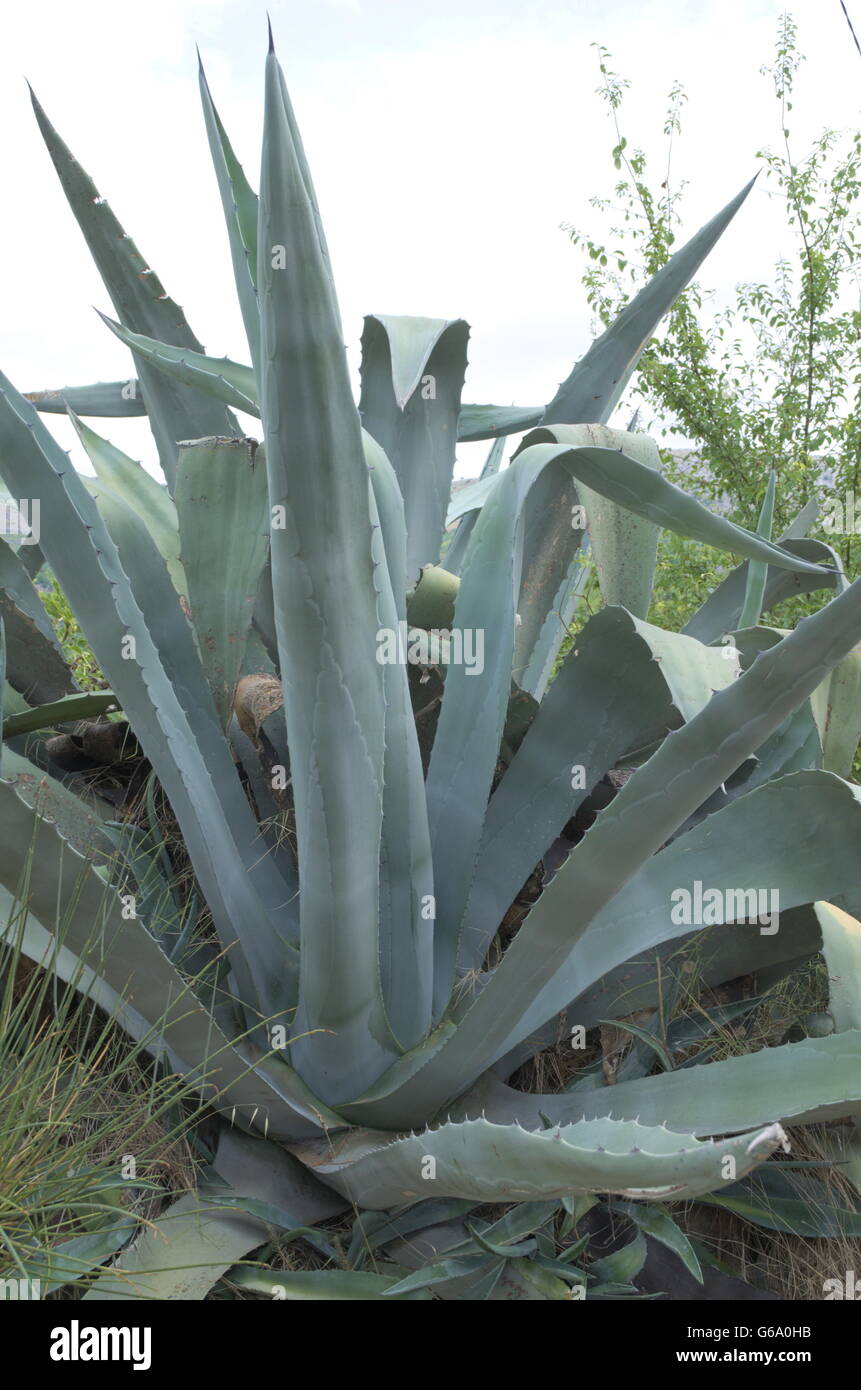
(679, 1124, 861, 1299)
(0, 853, 204, 1287)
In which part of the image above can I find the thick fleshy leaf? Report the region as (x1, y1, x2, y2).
(519, 549, 592, 701)
(88, 471, 298, 914)
(683, 537, 844, 644)
(454, 181, 754, 442)
(367, 468, 434, 1047)
(502, 903, 820, 1087)
(379, 1256, 492, 1295)
(359, 314, 470, 578)
(425, 444, 564, 1007)
(2, 690, 117, 738)
(0, 536, 74, 703)
(365, 430, 407, 621)
(174, 437, 270, 724)
(457, 608, 737, 974)
(79, 478, 220, 748)
(98, 819, 190, 958)
(11, 1218, 137, 1295)
(347, 1197, 481, 1267)
(812, 645, 861, 778)
(199, 56, 261, 374)
(445, 474, 500, 526)
(212, 1126, 347, 1223)
(347, 574, 861, 1128)
(425, 427, 822, 1012)
(98, 315, 259, 417)
(0, 780, 332, 1141)
(84, 1192, 266, 1301)
(606, 1201, 702, 1284)
(0, 370, 296, 1020)
(30, 89, 238, 486)
(514, 434, 831, 576)
(738, 469, 776, 629)
(441, 438, 506, 577)
(520, 424, 662, 623)
(258, 41, 397, 1098)
(480, 1031, 861, 1135)
(783, 497, 820, 538)
(675, 665, 823, 840)
(230, 1267, 431, 1299)
(290, 1115, 788, 1208)
(376, 1211, 521, 1300)
(516, 427, 663, 687)
(814, 900, 861, 1032)
(588, 1230, 647, 1285)
(730, 625, 856, 790)
(699, 1164, 861, 1238)
(497, 770, 861, 1050)
(71, 413, 186, 598)
(544, 180, 756, 425)
(25, 381, 146, 417)
(511, 456, 584, 685)
(1, 747, 113, 857)
(456, 403, 543, 443)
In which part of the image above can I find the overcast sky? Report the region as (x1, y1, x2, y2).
(1, 0, 858, 479)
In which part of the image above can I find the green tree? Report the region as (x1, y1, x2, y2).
(565, 14, 861, 580)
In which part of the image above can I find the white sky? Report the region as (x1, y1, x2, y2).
(1, 0, 858, 480)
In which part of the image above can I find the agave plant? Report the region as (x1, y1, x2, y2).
(2, 28, 861, 1299)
